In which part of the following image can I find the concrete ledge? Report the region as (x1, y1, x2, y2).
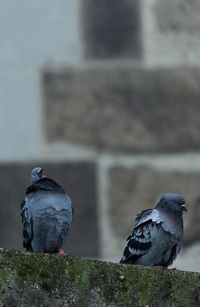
(0, 249, 199, 306)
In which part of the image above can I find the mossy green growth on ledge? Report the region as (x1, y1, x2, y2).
(0, 249, 199, 307)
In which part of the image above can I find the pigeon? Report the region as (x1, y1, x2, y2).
(120, 193, 187, 268)
(20, 167, 73, 255)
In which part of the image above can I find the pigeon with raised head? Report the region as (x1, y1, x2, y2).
(120, 193, 187, 268)
(20, 167, 73, 255)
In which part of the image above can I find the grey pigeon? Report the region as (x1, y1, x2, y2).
(20, 167, 73, 255)
(120, 193, 187, 268)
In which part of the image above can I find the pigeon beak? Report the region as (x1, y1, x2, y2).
(181, 204, 187, 212)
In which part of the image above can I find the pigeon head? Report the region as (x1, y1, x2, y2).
(155, 193, 187, 216)
(30, 167, 45, 184)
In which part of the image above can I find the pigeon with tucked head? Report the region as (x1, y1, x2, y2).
(21, 167, 73, 255)
(120, 193, 187, 268)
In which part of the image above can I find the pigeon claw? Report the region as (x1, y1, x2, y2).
(59, 249, 67, 256)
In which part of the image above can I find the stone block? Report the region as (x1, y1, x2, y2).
(0, 162, 99, 257)
(155, 0, 200, 33)
(81, 0, 141, 59)
(43, 66, 200, 153)
(108, 165, 200, 247)
(143, 0, 200, 64)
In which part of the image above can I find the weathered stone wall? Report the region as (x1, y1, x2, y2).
(43, 67, 200, 153)
(0, 1, 200, 273)
(0, 249, 199, 307)
(41, 65, 200, 266)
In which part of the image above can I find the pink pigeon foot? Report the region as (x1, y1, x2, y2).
(152, 265, 164, 269)
(59, 249, 67, 256)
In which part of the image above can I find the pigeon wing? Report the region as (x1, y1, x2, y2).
(120, 209, 162, 264)
(20, 198, 33, 251)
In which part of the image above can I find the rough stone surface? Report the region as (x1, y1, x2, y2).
(0, 249, 199, 307)
(81, 0, 141, 59)
(43, 67, 200, 153)
(155, 0, 200, 33)
(144, 0, 200, 64)
(0, 162, 99, 257)
(108, 165, 200, 247)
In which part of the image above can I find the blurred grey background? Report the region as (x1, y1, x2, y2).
(0, 0, 199, 272)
